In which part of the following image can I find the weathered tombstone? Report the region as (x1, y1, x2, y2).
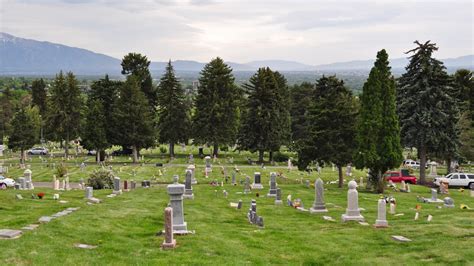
(183, 170, 194, 199)
(305, 179, 310, 188)
(443, 197, 454, 208)
(79, 178, 85, 190)
(113, 177, 122, 194)
(341, 180, 364, 222)
(237, 200, 242, 209)
(359, 177, 364, 187)
(204, 156, 212, 172)
(256, 216, 264, 227)
(161, 207, 176, 249)
(131, 180, 136, 190)
(14, 184, 20, 190)
(406, 183, 411, 193)
(85, 187, 93, 199)
(267, 172, 277, 197)
(65, 175, 70, 191)
(123, 180, 128, 191)
(244, 176, 251, 194)
(141, 180, 147, 188)
(167, 175, 187, 233)
(310, 178, 328, 213)
(231, 171, 236, 185)
(251, 172, 263, 190)
(427, 188, 443, 203)
(287, 159, 292, 171)
(374, 199, 388, 228)
(346, 164, 352, 177)
(18, 177, 26, 190)
(25, 181, 32, 190)
(389, 203, 396, 214)
(187, 165, 197, 184)
(274, 188, 282, 205)
(24, 169, 32, 183)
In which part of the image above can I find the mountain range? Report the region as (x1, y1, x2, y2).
(1, 32, 472, 75)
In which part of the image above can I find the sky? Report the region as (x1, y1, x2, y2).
(0, 0, 473, 65)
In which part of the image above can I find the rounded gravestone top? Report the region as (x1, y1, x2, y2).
(173, 175, 179, 184)
(348, 180, 357, 189)
(24, 169, 32, 174)
(443, 197, 454, 204)
(188, 165, 195, 169)
(316, 178, 323, 185)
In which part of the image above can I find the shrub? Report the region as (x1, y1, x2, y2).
(273, 151, 289, 162)
(87, 169, 114, 189)
(55, 163, 68, 178)
(159, 146, 167, 154)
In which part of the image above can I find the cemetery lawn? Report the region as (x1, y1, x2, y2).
(1, 173, 473, 265)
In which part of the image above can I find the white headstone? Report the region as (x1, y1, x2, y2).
(341, 181, 364, 222)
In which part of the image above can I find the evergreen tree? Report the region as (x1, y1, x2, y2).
(453, 69, 474, 162)
(297, 76, 357, 187)
(121, 53, 157, 108)
(156, 61, 189, 157)
(45, 71, 83, 158)
(0, 87, 14, 144)
(114, 75, 155, 163)
(31, 78, 47, 116)
(271, 71, 291, 160)
(397, 41, 458, 183)
(290, 82, 314, 151)
(81, 99, 108, 163)
(238, 67, 281, 162)
(192, 57, 240, 156)
(8, 106, 41, 164)
(355, 49, 403, 192)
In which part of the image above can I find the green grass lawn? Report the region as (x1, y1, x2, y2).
(1, 159, 473, 265)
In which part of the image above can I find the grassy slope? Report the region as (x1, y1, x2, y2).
(1, 160, 473, 265)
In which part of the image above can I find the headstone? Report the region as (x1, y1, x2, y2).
(427, 215, 433, 222)
(38, 216, 53, 223)
(287, 159, 292, 171)
(131, 180, 136, 189)
(374, 199, 388, 228)
(346, 164, 352, 177)
(414, 212, 419, 220)
(267, 172, 277, 197)
(406, 183, 411, 193)
(237, 200, 242, 209)
(79, 178, 85, 190)
(25, 181, 32, 190)
(113, 177, 122, 194)
(392, 235, 412, 242)
(15, 194, 23, 200)
(310, 178, 328, 213)
(231, 171, 236, 185)
(124, 180, 128, 191)
(18, 177, 26, 190)
(443, 197, 454, 208)
(65, 175, 71, 191)
(427, 188, 443, 203)
(359, 177, 364, 187)
(85, 187, 93, 199)
(0, 229, 22, 239)
(305, 180, 310, 188)
(187, 165, 197, 184)
(244, 176, 251, 194)
(161, 207, 177, 249)
(251, 172, 263, 190)
(275, 188, 283, 205)
(204, 156, 212, 172)
(183, 170, 194, 199)
(167, 175, 188, 233)
(14, 184, 20, 190)
(24, 169, 32, 183)
(341, 181, 364, 222)
(389, 203, 396, 214)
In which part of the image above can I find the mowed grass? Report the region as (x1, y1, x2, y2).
(0, 163, 473, 265)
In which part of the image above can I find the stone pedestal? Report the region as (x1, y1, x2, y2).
(187, 165, 197, 184)
(310, 178, 328, 213)
(183, 170, 194, 199)
(204, 156, 212, 172)
(85, 187, 93, 199)
(374, 199, 388, 228)
(341, 181, 364, 222)
(267, 172, 277, 197)
(251, 172, 263, 190)
(18, 177, 26, 190)
(161, 207, 176, 249)
(231, 171, 236, 185)
(167, 175, 187, 233)
(113, 177, 122, 195)
(275, 188, 282, 205)
(426, 188, 443, 203)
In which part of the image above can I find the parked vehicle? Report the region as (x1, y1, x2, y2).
(87, 150, 97, 156)
(434, 173, 474, 189)
(111, 148, 133, 156)
(384, 169, 417, 184)
(0, 175, 15, 188)
(27, 147, 48, 155)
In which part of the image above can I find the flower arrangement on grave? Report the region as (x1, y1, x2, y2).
(37, 192, 45, 199)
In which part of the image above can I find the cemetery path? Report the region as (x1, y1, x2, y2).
(33, 182, 81, 188)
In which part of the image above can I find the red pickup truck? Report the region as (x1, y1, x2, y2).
(384, 169, 417, 184)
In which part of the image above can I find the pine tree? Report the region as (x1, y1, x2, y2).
(31, 78, 47, 116)
(290, 82, 314, 151)
(8, 106, 41, 164)
(46, 71, 83, 158)
(238, 67, 281, 162)
(271, 71, 291, 160)
(398, 41, 459, 182)
(453, 69, 474, 162)
(156, 61, 189, 157)
(192, 57, 240, 156)
(297, 75, 357, 187)
(114, 75, 155, 163)
(355, 49, 403, 192)
(0, 87, 14, 144)
(81, 99, 108, 163)
(121, 53, 157, 108)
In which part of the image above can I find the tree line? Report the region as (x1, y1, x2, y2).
(0, 41, 473, 192)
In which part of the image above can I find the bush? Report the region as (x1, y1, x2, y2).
(159, 146, 167, 154)
(220, 146, 229, 152)
(87, 169, 114, 189)
(55, 163, 68, 178)
(273, 151, 289, 162)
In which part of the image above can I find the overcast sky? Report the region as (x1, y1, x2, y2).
(1, 0, 472, 65)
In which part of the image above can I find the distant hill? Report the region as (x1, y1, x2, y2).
(0, 32, 472, 75)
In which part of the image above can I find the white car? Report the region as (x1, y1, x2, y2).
(404, 160, 421, 169)
(434, 173, 474, 189)
(0, 175, 15, 188)
(27, 147, 48, 155)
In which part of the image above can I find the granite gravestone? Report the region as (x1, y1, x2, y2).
(310, 178, 328, 213)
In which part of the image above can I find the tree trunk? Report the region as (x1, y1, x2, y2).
(258, 150, 264, 163)
(20, 149, 25, 164)
(169, 142, 174, 158)
(96, 149, 100, 163)
(269, 151, 274, 162)
(337, 165, 343, 188)
(132, 145, 138, 163)
(213, 143, 219, 157)
(376, 170, 384, 194)
(419, 145, 427, 184)
(65, 134, 69, 159)
(446, 157, 452, 174)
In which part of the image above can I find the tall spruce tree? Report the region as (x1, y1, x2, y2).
(156, 61, 189, 157)
(297, 76, 357, 187)
(0, 87, 14, 144)
(271, 71, 291, 160)
(453, 69, 474, 162)
(355, 49, 403, 192)
(31, 78, 47, 116)
(46, 71, 82, 158)
(121, 53, 157, 108)
(114, 75, 155, 163)
(290, 82, 314, 151)
(8, 106, 41, 164)
(238, 67, 282, 162)
(192, 57, 240, 156)
(398, 41, 458, 182)
(81, 99, 108, 163)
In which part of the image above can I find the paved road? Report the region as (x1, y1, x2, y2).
(33, 182, 82, 189)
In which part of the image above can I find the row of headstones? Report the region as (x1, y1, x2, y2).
(13, 169, 34, 190)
